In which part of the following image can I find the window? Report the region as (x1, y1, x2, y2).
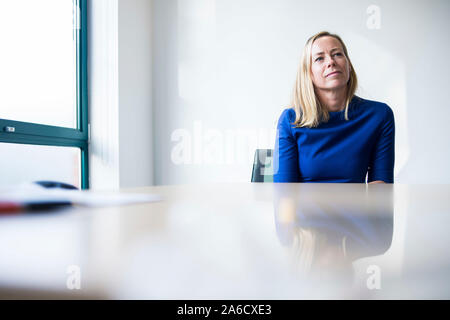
(0, 0, 88, 189)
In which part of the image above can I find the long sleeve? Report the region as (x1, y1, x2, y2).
(367, 105, 395, 183)
(273, 109, 301, 182)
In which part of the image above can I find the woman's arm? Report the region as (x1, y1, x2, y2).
(273, 109, 301, 182)
(367, 105, 395, 183)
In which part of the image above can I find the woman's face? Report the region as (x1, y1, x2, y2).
(310, 36, 351, 92)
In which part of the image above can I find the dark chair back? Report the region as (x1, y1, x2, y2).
(251, 149, 274, 182)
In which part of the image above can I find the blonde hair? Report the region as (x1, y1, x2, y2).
(292, 31, 358, 128)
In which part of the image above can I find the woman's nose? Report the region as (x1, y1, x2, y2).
(326, 56, 336, 67)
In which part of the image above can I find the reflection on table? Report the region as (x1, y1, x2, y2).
(273, 183, 393, 288)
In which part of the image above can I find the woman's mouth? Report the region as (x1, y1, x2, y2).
(326, 71, 341, 77)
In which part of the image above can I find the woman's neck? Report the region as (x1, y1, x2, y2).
(315, 87, 348, 112)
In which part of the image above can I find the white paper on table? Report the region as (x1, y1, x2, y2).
(67, 191, 162, 207)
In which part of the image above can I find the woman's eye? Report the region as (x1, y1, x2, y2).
(315, 57, 323, 62)
(334, 53, 342, 56)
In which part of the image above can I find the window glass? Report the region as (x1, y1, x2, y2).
(0, 142, 80, 189)
(0, 0, 77, 128)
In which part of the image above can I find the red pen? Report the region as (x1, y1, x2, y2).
(0, 201, 22, 214)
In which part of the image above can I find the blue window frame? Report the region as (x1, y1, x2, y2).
(0, 0, 89, 189)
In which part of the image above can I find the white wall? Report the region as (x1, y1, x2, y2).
(88, 0, 153, 189)
(152, 0, 450, 185)
(88, 0, 120, 189)
(118, 0, 153, 188)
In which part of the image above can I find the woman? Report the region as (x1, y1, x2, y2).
(273, 31, 395, 183)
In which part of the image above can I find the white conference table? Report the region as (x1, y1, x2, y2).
(0, 183, 449, 299)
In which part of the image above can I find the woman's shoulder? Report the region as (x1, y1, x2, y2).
(278, 107, 297, 124)
(279, 107, 296, 117)
(354, 96, 394, 119)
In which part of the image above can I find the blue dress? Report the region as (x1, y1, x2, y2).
(273, 96, 395, 183)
